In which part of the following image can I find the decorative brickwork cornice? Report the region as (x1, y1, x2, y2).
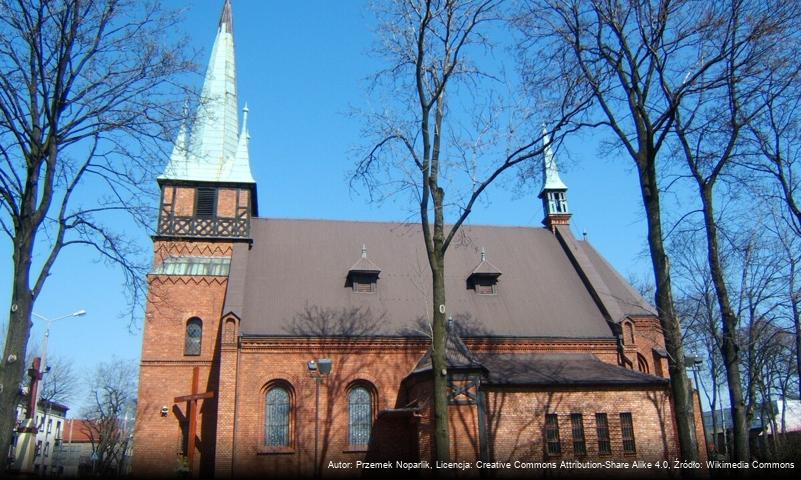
(154, 241, 233, 258)
(147, 276, 228, 286)
(240, 337, 429, 353)
(462, 337, 617, 353)
(140, 360, 214, 367)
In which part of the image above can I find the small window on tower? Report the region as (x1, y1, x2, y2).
(548, 191, 568, 214)
(195, 187, 217, 218)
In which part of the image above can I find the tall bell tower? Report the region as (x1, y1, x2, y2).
(156, 0, 257, 240)
(133, 1, 254, 477)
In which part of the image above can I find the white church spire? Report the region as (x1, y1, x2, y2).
(163, 111, 189, 179)
(159, 0, 254, 184)
(540, 126, 567, 194)
(538, 125, 571, 229)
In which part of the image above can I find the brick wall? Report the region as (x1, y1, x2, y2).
(227, 339, 427, 477)
(483, 387, 678, 464)
(132, 237, 232, 478)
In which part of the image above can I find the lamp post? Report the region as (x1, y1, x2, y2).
(685, 355, 703, 393)
(308, 358, 332, 479)
(685, 355, 705, 455)
(17, 309, 86, 474)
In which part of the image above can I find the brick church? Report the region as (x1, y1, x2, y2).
(132, 1, 707, 477)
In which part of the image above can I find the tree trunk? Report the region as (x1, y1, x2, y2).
(790, 258, 801, 401)
(711, 369, 719, 453)
(0, 236, 36, 465)
(637, 158, 699, 464)
(430, 253, 449, 463)
(698, 184, 750, 462)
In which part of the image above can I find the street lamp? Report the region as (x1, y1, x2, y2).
(308, 358, 332, 478)
(684, 355, 706, 456)
(685, 355, 703, 392)
(18, 309, 86, 473)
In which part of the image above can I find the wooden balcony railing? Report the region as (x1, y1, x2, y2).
(158, 215, 249, 238)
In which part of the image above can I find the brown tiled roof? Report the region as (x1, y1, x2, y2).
(576, 239, 657, 317)
(477, 353, 667, 386)
(226, 219, 649, 338)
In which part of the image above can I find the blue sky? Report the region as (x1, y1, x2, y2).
(0, 0, 656, 414)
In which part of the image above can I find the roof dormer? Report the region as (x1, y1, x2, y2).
(347, 245, 381, 293)
(467, 248, 501, 295)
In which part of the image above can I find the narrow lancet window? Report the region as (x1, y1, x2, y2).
(348, 386, 373, 446)
(265, 386, 291, 447)
(184, 318, 202, 356)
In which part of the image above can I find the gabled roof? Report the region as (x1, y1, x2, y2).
(226, 219, 642, 339)
(348, 245, 381, 275)
(478, 353, 667, 386)
(575, 235, 657, 318)
(411, 329, 484, 374)
(468, 254, 501, 278)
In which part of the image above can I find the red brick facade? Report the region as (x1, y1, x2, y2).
(131, 181, 708, 478)
(133, 281, 707, 477)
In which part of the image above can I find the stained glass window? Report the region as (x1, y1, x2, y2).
(265, 386, 290, 447)
(348, 387, 372, 446)
(184, 318, 202, 356)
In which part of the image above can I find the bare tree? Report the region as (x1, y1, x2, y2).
(0, 0, 194, 458)
(35, 354, 76, 407)
(772, 219, 801, 400)
(666, 0, 801, 461)
(671, 230, 725, 452)
(353, 0, 589, 462)
(284, 305, 385, 337)
(80, 358, 137, 477)
(517, 0, 748, 462)
(746, 79, 801, 237)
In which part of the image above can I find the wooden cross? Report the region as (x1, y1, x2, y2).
(174, 367, 214, 476)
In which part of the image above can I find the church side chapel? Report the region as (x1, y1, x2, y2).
(132, 1, 707, 478)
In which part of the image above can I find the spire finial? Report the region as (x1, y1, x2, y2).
(480, 247, 486, 262)
(219, 0, 234, 34)
(361, 244, 367, 258)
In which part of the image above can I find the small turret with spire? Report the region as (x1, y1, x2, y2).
(538, 126, 571, 231)
(156, 0, 257, 240)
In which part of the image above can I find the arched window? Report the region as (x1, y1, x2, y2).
(184, 318, 202, 356)
(637, 353, 649, 374)
(265, 385, 291, 447)
(624, 322, 635, 345)
(348, 385, 373, 446)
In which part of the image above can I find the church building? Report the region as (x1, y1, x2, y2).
(132, 1, 707, 477)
